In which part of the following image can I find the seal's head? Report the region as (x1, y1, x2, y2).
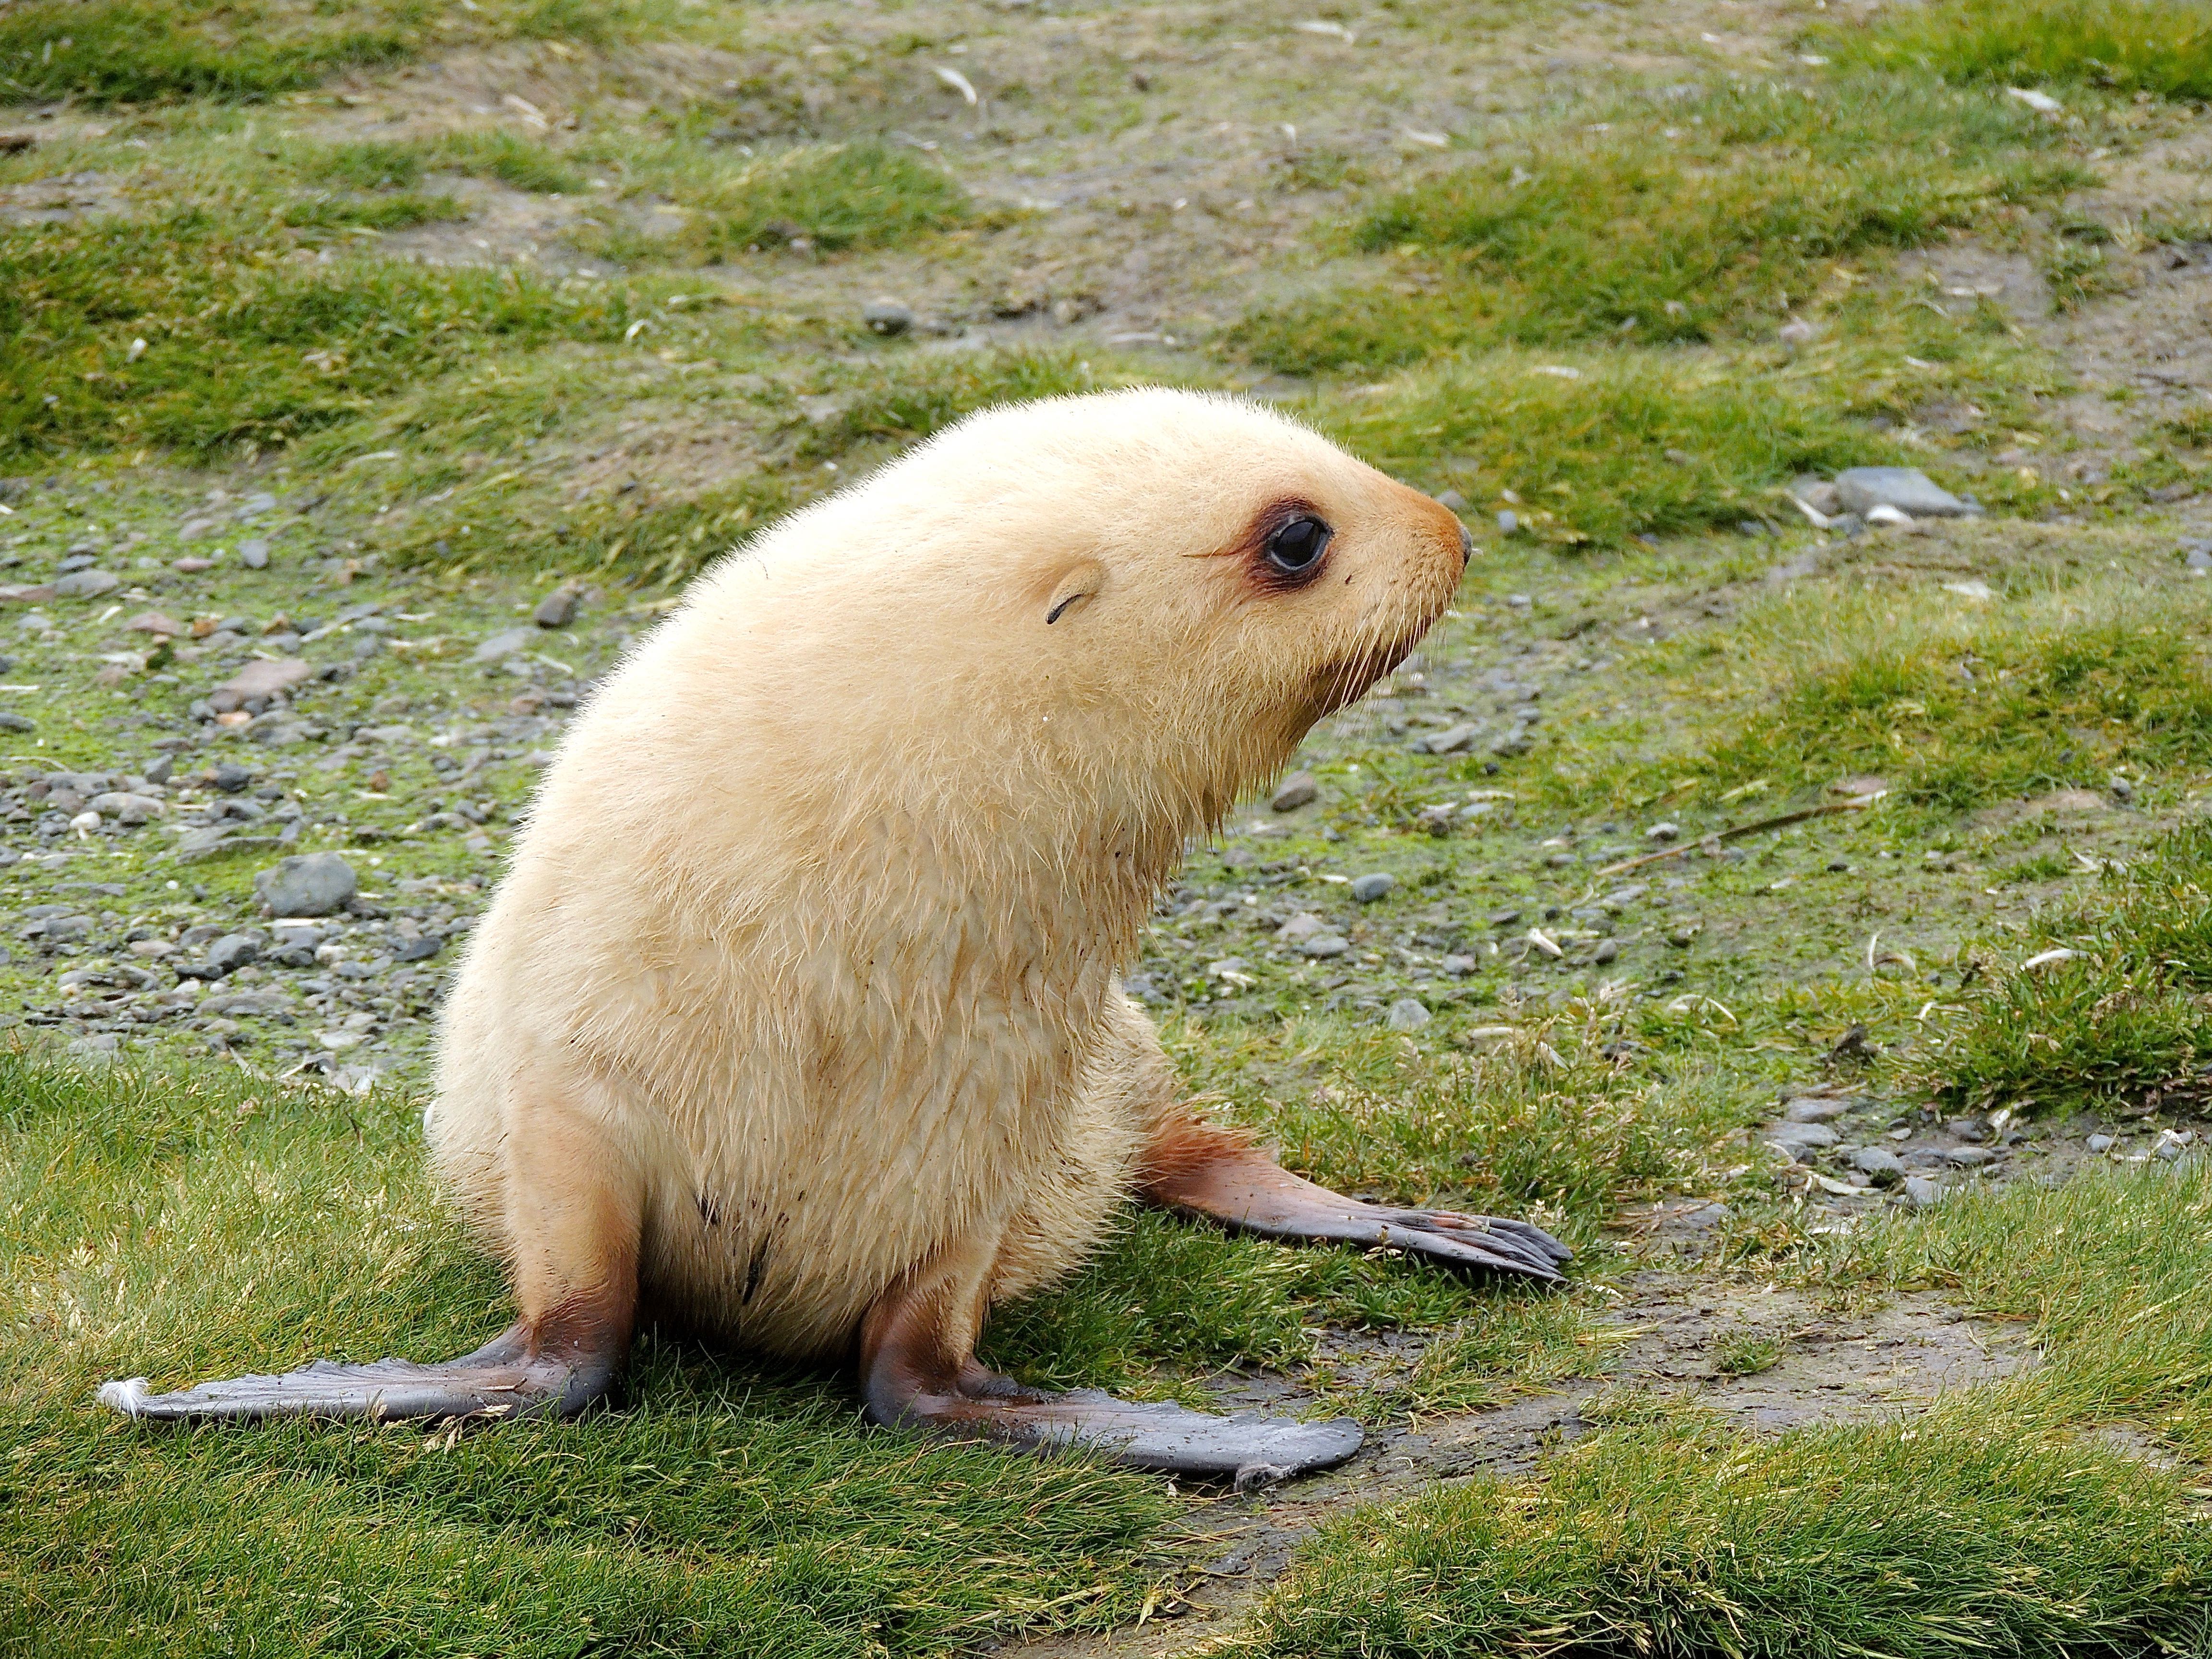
(778, 388, 1469, 836)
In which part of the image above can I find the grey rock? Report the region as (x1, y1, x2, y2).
(393, 935, 443, 962)
(2086, 1132, 2116, 1153)
(52, 568, 120, 598)
(862, 298, 916, 336)
(1765, 1121, 1839, 1153)
(1901, 1175, 1947, 1208)
(1645, 821, 1680, 842)
(1850, 1145, 1905, 1185)
(1417, 722, 1480, 755)
(237, 492, 277, 518)
(1270, 771, 1318, 812)
(1496, 509, 1519, 535)
(1296, 932, 1350, 959)
(212, 760, 254, 793)
(1945, 1145, 1998, 1168)
(1945, 1116, 1989, 1142)
(1276, 913, 1325, 943)
(472, 627, 534, 664)
(238, 539, 270, 570)
(1789, 476, 1841, 517)
(253, 852, 358, 917)
(0, 712, 33, 733)
(1783, 1096, 1851, 1123)
(1441, 953, 1479, 976)
(177, 932, 264, 979)
(1488, 728, 1532, 758)
(533, 587, 581, 628)
(1350, 872, 1395, 902)
(88, 791, 162, 824)
(2187, 545, 2212, 573)
(1832, 467, 1974, 518)
(1385, 998, 1431, 1031)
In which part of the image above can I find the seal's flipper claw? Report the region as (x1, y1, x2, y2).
(96, 1322, 617, 1424)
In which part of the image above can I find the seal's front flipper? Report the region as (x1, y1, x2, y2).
(923, 1385, 1364, 1485)
(99, 1311, 626, 1425)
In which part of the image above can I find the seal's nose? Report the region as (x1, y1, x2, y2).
(1457, 520, 1474, 569)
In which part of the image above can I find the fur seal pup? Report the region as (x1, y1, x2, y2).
(101, 389, 1569, 1479)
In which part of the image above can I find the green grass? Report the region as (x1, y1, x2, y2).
(0, 1049, 1175, 1655)
(0, 211, 655, 462)
(335, 346, 1113, 584)
(1913, 818, 2212, 1111)
(1569, 578, 2212, 811)
(1238, 1408, 2212, 1658)
(301, 133, 586, 196)
(1310, 350, 1894, 547)
(1254, 1140, 2212, 1659)
(1832, 0, 2212, 103)
(1230, 75, 2088, 375)
(0, 0, 659, 106)
(577, 140, 973, 263)
(1811, 1158, 2212, 1455)
(1710, 612, 2212, 810)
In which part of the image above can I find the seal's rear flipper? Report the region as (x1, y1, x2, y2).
(1139, 1125, 1574, 1283)
(859, 1253, 1362, 1483)
(935, 1388, 1364, 1486)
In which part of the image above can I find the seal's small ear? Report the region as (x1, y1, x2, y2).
(1045, 559, 1106, 625)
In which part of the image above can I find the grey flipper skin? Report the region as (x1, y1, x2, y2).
(97, 1321, 615, 1424)
(983, 1392, 1364, 1489)
(866, 1371, 1363, 1488)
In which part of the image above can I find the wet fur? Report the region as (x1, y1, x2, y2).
(427, 389, 1467, 1360)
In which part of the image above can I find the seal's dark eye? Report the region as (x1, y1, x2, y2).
(1264, 515, 1331, 577)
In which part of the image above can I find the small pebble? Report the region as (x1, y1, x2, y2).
(862, 298, 916, 336)
(1901, 1175, 1947, 1208)
(1783, 1096, 1850, 1123)
(239, 539, 270, 570)
(533, 587, 581, 629)
(1384, 998, 1431, 1031)
(1270, 771, 1318, 812)
(253, 852, 358, 917)
(2086, 1132, 2116, 1154)
(1349, 872, 1395, 903)
(1296, 932, 1350, 959)
(1850, 1146, 1905, 1186)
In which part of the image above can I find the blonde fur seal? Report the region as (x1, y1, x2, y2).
(102, 389, 1567, 1478)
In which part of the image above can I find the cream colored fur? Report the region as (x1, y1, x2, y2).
(428, 388, 1466, 1359)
